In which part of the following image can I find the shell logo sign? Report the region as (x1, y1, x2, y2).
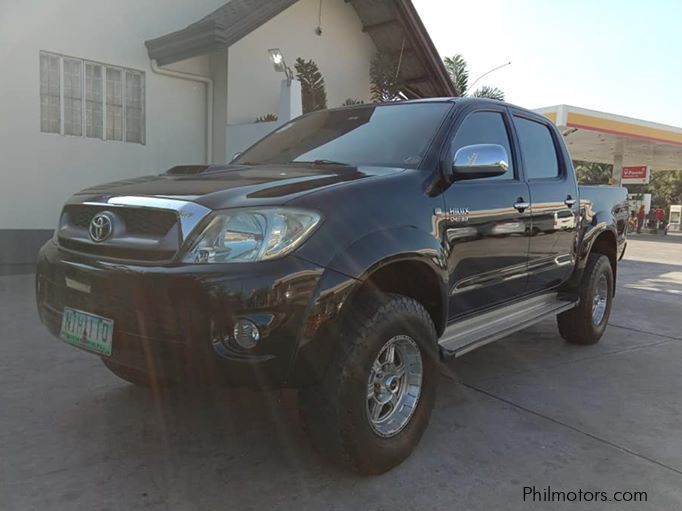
(621, 165, 650, 185)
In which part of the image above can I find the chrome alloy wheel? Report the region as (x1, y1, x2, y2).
(592, 274, 609, 325)
(366, 335, 423, 438)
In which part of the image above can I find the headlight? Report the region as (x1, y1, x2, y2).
(182, 208, 321, 263)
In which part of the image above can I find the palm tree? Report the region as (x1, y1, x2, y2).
(443, 54, 505, 100)
(443, 55, 469, 96)
(472, 85, 505, 101)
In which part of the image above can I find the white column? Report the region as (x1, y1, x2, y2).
(613, 139, 624, 186)
(278, 79, 302, 122)
(209, 48, 228, 163)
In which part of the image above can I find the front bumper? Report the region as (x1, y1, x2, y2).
(36, 241, 327, 388)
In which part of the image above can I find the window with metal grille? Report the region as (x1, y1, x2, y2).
(40, 53, 61, 133)
(39, 52, 144, 144)
(106, 68, 123, 141)
(85, 63, 103, 139)
(125, 71, 144, 143)
(63, 58, 83, 136)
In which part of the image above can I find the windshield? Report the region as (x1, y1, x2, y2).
(234, 102, 452, 169)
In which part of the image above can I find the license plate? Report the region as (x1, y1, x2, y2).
(60, 307, 114, 357)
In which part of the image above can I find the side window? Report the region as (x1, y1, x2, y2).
(450, 111, 514, 180)
(513, 116, 560, 179)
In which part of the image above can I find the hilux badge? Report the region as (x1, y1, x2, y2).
(89, 212, 113, 242)
(435, 207, 470, 222)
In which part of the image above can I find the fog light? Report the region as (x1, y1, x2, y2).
(233, 319, 260, 349)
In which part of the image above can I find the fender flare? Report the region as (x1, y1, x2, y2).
(578, 222, 617, 269)
(288, 226, 448, 386)
(564, 220, 619, 292)
(326, 225, 449, 330)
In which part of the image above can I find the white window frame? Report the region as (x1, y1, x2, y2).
(39, 51, 145, 145)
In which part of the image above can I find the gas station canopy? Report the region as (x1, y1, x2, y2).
(536, 105, 682, 172)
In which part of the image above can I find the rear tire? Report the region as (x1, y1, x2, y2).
(101, 358, 173, 388)
(299, 293, 439, 475)
(558, 253, 613, 345)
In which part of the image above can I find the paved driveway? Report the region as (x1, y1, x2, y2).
(1, 235, 681, 510)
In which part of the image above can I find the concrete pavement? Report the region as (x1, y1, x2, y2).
(1, 235, 681, 510)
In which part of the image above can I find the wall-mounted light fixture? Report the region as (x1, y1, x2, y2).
(268, 48, 294, 83)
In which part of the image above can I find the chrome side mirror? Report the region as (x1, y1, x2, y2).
(452, 144, 509, 180)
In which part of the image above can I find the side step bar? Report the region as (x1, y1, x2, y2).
(439, 293, 578, 358)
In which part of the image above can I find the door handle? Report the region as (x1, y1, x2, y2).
(513, 199, 530, 212)
(564, 195, 576, 207)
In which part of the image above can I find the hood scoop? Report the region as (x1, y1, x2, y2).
(165, 165, 212, 175)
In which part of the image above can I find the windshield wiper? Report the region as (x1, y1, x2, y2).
(293, 159, 351, 166)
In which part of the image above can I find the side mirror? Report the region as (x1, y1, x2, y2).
(231, 152, 242, 163)
(452, 144, 509, 180)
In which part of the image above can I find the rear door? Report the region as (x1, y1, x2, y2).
(442, 107, 532, 318)
(511, 112, 579, 292)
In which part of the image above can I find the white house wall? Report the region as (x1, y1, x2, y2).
(226, 0, 376, 125)
(0, 0, 226, 242)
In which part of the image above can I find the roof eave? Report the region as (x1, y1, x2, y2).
(144, 0, 455, 99)
(145, 20, 228, 66)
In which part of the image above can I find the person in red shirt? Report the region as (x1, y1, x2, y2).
(636, 205, 646, 233)
(655, 206, 666, 230)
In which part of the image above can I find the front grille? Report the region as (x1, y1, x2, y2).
(58, 204, 181, 262)
(58, 239, 175, 261)
(64, 205, 177, 236)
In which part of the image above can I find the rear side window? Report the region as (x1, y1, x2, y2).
(450, 111, 514, 180)
(513, 116, 560, 179)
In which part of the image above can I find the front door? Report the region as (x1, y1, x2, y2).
(443, 109, 532, 319)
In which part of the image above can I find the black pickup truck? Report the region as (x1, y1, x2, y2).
(37, 98, 628, 474)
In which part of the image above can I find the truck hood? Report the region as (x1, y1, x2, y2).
(70, 164, 404, 209)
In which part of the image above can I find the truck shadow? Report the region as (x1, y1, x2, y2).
(62, 367, 475, 487)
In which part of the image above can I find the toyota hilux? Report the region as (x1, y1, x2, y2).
(37, 98, 628, 474)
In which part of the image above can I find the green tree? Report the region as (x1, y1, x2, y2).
(295, 58, 327, 113)
(574, 161, 613, 184)
(628, 170, 682, 207)
(443, 55, 468, 96)
(443, 53, 505, 100)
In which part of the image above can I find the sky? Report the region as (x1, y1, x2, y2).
(414, 0, 682, 127)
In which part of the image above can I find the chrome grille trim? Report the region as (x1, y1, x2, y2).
(81, 196, 212, 241)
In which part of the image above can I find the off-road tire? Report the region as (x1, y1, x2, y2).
(558, 253, 613, 345)
(299, 292, 439, 475)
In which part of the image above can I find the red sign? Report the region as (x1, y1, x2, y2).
(622, 165, 649, 184)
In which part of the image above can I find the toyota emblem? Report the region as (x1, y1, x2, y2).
(89, 212, 113, 242)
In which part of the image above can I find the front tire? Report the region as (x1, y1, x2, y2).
(299, 293, 439, 475)
(558, 253, 614, 345)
